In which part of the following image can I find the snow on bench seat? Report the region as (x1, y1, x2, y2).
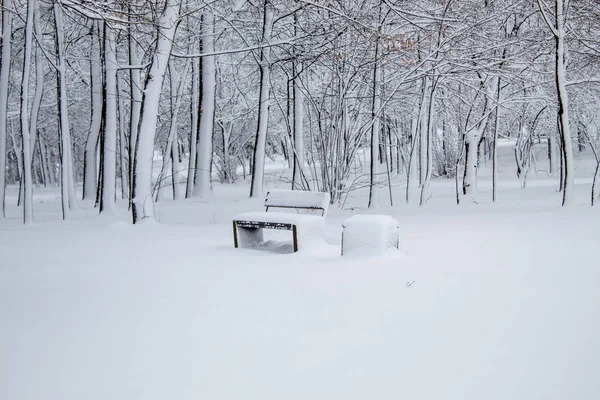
(341, 214, 400, 256)
(264, 190, 330, 216)
(233, 190, 330, 253)
(234, 211, 326, 227)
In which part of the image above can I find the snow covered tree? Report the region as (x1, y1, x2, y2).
(0, 0, 13, 218)
(131, 0, 181, 223)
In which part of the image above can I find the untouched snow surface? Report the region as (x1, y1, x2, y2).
(2, 146, 600, 400)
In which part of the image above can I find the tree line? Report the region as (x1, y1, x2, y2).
(0, 0, 599, 224)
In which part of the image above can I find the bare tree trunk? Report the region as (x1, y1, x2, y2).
(117, 74, 128, 200)
(554, 3, 574, 205)
(171, 134, 181, 200)
(54, 3, 78, 219)
(0, 0, 12, 218)
(291, 13, 305, 190)
(463, 77, 495, 197)
(29, 7, 44, 165)
(100, 22, 119, 214)
(131, 0, 180, 223)
(492, 77, 501, 202)
(250, 1, 274, 199)
(158, 60, 188, 201)
(537, 0, 574, 205)
(83, 21, 102, 201)
(292, 62, 305, 190)
(592, 161, 600, 206)
(194, 9, 216, 198)
(186, 48, 200, 197)
(420, 78, 436, 206)
(406, 80, 427, 203)
(368, 45, 381, 209)
(128, 22, 142, 206)
(20, 0, 35, 223)
(39, 135, 54, 187)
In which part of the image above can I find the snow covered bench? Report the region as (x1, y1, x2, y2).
(233, 190, 330, 252)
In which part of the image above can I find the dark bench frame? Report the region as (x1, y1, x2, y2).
(232, 190, 329, 253)
(233, 221, 299, 252)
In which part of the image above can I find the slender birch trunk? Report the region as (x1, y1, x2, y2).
(158, 59, 188, 201)
(249, 1, 274, 198)
(554, 2, 574, 205)
(492, 77, 501, 202)
(100, 22, 118, 214)
(83, 21, 102, 201)
(171, 132, 181, 200)
(194, 10, 216, 198)
(368, 46, 381, 209)
(117, 75, 128, 199)
(292, 62, 305, 190)
(536, 0, 574, 205)
(419, 81, 429, 187)
(128, 23, 142, 205)
(291, 13, 305, 190)
(419, 79, 436, 206)
(20, 0, 35, 223)
(463, 125, 485, 196)
(463, 77, 495, 197)
(186, 49, 200, 197)
(30, 7, 44, 163)
(131, 0, 180, 223)
(54, 3, 78, 219)
(0, 0, 12, 218)
(406, 80, 427, 203)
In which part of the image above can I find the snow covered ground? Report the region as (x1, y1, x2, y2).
(1, 144, 600, 400)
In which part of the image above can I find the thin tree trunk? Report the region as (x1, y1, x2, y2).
(171, 135, 182, 199)
(83, 21, 102, 201)
(39, 136, 54, 187)
(186, 48, 200, 197)
(368, 46, 381, 209)
(463, 77, 494, 197)
(291, 13, 305, 190)
(29, 7, 44, 163)
(36, 137, 46, 187)
(250, 1, 274, 199)
(20, 0, 35, 224)
(554, 1, 574, 205)
(117, 74, 128, 200)
(0, 0, 12, 218)
(194, 10, 216, 198)
(100, 22, 119, 214)
(128, 23, 142, 206)
(54, 3, 78, 219)
(492, 77, 501, 202)
(420, 78, 436, 206)
(158, 60, 189, 201)
(131, 0, 180, 223)
(292, 62, 305, 190)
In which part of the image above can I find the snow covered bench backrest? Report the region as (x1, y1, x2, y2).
(264, 190, 331, 217)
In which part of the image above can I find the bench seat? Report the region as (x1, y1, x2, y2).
(232, 190, 330, 253)
(234, 211, 325, 227)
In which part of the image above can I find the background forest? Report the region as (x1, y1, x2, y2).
(1, 0, 599, 224)
(3, 2, 600, 398)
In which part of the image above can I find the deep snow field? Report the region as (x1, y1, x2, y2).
(1, 143, 599, 400)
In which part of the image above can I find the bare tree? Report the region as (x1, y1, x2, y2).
(194, 8, 216, 198)
(0, 0, 13, 218)
(537, 0, 574, 205)
(131, 0, 181, 223)
(249, 0, 274, 198)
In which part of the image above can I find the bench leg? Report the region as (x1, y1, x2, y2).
(292, 225, 298, 253)
(233, 221, 239, 248)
